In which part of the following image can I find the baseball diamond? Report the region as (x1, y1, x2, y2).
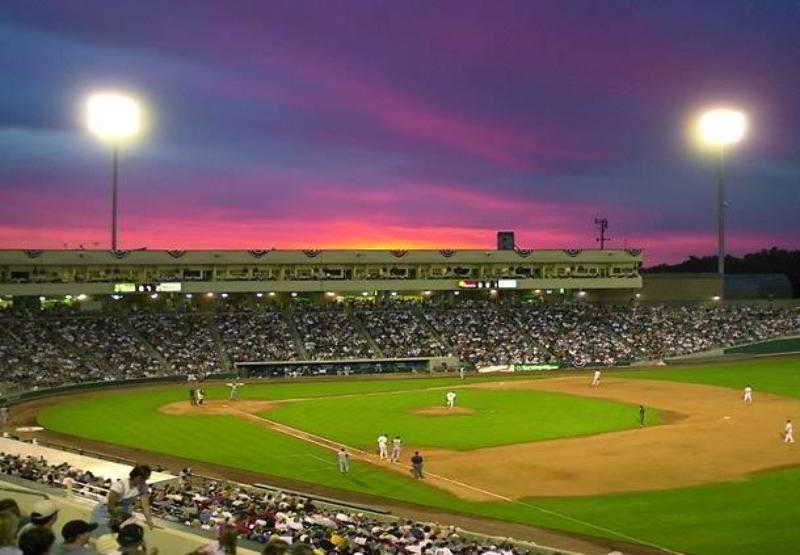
(7, 355, 797, 554)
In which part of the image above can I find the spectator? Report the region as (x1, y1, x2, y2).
(18, 527, 55, 555)
(91, 466, 156, 537)
(187, 524, 237, 555)
(0, 511, 21, 554)
(106, 524, 155, 555)
(55, 520, 98, 554)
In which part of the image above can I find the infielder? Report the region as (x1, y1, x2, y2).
(337, 448, 351, 473)
(227, 382, 244, 400)
(377, 433, 389, 460)
(459, 367, 466, 380)
(591, 369, 601, 387)
(390, 436, 402, 463)
(743, 385, 753, 405)
(446, 390, 457, 408)
(784, 419, 794, 444)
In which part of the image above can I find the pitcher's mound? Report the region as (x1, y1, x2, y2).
(413, 406, 475, 416)
(159, 400, 279, 416)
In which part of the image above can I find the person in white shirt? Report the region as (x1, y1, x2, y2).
(445, 391, 456, 408)
(90, 465, 157, 538)
(784, 419, 794, 444)
(591, 369, 601, 387)
(743, 385, 753, 404)
(377, 434, 389, 460)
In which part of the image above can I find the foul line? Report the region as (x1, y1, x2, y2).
(235, 408, 683, 555)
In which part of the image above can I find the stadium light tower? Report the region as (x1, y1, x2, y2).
(86, 91, 144, 251)
(697, 108, 747, 276)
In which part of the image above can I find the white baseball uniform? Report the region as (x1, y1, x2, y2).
(390, 437, 402, 462)
(785, 422, 794, 444)
(446, 391, 456, 408)
(591, 370, 601, 386)
(743, 386, 752, 404)
(228, 382, 243, 400)
(377, 435, 388, 459)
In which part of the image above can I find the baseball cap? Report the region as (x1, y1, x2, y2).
(62, 520, 99, 542)
(117, 523, 144, 547)
(30, 500, 58, 521)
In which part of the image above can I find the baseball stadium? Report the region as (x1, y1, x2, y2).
(1, 247, 799, 555)
(4, 3, 800, 554)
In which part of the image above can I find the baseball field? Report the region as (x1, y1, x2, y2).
(30, 355, 800, 554)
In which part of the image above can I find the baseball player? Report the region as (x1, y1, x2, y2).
(446, 390, 457, 408)
(743, 385, 753, 405)
(459, 367, 466, 380)
(377, 433, 389, 460)
(784, 419, 794, 444)
(390, 436, 402, 463)
(337, 448, 351, 473)
(227, 382, 244, 400)
(639, 405, 646, 427)
(591, 369, 601, 387)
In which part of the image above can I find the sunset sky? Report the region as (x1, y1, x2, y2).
(2, 1, 798, 263)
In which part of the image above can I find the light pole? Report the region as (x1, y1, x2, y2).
(698, 108, 747, 276)
(86, 92, 143, 251)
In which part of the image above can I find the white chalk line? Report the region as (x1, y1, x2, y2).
(236, 409, 683, 555)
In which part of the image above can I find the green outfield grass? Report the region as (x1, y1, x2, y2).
(37, 356, 800, 554)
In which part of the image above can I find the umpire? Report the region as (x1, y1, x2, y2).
(411, 451, 424, 479)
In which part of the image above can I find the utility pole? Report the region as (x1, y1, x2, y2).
(595, 217, 610, 250)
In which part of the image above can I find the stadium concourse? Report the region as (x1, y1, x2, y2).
(0, 298, 798, 388)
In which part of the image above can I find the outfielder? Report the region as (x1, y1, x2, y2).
(743, 385, 753, 405)
(591, 369, 601, 387)
(446, 390, 457, 408)
(377, 433, 389, 460)
(784, 419, 794, 444)
(390, 436, 402, 463)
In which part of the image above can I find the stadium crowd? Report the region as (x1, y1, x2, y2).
(0, 452, 527, 555)
(0, 300, 798, 387)
(291, 308, 375, 360)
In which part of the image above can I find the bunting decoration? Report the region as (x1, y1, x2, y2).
(389, 250, 408, 258)
(303, 249, 322, 258)
(563, 249, 583, 257)
(166, 250, 186, 259)
(439, 249, 456, 258)
(23, 250, 43, 259)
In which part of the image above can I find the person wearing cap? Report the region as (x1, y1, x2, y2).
(18, 526, 55, 555)
(54, 520, 98, 554)
(90, 466, 157, 537)
(105, 523, 156, 555)
(17, 500, 58, 539)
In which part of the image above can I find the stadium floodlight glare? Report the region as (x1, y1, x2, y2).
(695, 107, 748, 276)
(85, 91, 145, 251)
(699, 108, 747, 146)
(86, 92, 142, 141)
